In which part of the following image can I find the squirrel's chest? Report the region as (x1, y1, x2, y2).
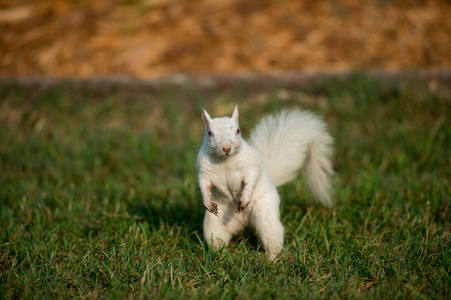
(205, 160, 245, 197)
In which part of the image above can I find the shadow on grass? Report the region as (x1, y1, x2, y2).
(127, 195, 205, 234)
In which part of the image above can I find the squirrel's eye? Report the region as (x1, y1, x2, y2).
(236, 128, 240, 135)
(208, 130, 213, 137)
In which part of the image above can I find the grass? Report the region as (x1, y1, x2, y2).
(1, 75, 450, 298)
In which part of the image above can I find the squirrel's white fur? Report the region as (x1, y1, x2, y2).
(196, 106, 333, 259)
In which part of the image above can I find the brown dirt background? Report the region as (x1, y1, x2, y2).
(1, 0, 451, 79)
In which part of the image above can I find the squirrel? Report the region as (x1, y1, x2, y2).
(196, 106, 333, 259)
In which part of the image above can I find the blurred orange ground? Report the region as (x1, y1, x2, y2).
(1, 0, 450, 79)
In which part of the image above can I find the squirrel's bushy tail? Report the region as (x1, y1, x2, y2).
(248, 110, 333, 206)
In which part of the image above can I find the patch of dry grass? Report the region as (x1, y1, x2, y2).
(1, 0, 450, 78)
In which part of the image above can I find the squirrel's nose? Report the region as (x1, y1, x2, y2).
(222, 144, 231, 154)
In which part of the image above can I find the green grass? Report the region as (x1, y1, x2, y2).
(1, 76, 450, 298)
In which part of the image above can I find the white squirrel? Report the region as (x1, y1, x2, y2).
(196, 106, 333, 259)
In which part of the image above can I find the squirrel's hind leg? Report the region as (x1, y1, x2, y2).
(203, 211, 233, 250)
(252, 200, 284, 260)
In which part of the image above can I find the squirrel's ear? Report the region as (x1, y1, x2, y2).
(232, 105, 239, 123)
(202, 109, 212, 128)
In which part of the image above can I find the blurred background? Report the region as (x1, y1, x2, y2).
(1, 0, 450, 79)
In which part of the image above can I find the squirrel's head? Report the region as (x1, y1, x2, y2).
(202, 106, 241, 157)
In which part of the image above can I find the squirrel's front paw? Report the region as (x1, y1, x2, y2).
(205, 201, 219, 216)
(236, 197, 250, 214)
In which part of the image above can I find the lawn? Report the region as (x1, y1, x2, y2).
(1, 76, 450, 298)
